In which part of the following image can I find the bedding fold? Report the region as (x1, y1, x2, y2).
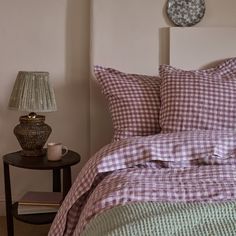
(48, 129, 236, 236)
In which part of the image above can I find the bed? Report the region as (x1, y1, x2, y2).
(48, 5, 236, 235)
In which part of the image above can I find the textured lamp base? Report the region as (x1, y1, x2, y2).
(21, 149, 46, 157)
(14, 114, 52, 157)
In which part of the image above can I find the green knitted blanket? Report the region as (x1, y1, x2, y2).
(81, 202, 236, 236)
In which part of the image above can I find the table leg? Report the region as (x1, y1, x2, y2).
(53, 169, 61, 192)
(63, 167, 71, 199)
(3, 162, 14, 236)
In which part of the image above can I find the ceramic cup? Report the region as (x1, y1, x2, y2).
(47, 142, 68, 161)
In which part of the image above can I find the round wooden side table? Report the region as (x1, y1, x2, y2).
(3, 149, 80, 236)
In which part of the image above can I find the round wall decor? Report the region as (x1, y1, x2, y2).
(167, 0, 205, 27)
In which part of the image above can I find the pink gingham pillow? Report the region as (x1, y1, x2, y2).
(159, 58, 236, 133)
(94, 66, 161, 141)
(160, 58, 236, 78)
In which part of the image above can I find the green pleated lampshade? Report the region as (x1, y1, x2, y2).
(8, 71, 57, 112)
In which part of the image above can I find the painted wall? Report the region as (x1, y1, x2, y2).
(0, 0, 236, 216)
(90, 0, 236, 153)
(0, 0, 90, 215)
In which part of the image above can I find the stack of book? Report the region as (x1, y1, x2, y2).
(17, 191, 63, 215)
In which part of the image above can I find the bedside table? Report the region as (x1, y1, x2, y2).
(3, 149, 80, 236)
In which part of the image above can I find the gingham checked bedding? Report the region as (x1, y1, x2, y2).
(159, 57, 236, 133)
(94, 66, 161, 141)
(49, 129, 236, 236)
(160, 57, 236, 78)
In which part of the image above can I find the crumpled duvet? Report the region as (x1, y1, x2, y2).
(49, 129, 236, 236)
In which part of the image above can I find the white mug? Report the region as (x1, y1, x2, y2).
(47, 142, 68, 161)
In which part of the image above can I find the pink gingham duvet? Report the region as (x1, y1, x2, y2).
(49, 130, 236, 236)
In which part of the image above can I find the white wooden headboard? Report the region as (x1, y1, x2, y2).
(90, 1, 236, 154)
(169, 27, 236, 69)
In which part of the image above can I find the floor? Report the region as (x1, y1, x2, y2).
(0, 216, 51, 236)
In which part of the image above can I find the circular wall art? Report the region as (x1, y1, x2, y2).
(167, 0, 205, 27)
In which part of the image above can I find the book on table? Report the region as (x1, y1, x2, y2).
(17, 191, 63, 215)
(17, 204, 59, 215)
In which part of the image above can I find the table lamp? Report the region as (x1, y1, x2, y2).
(8, 71, 57, 156)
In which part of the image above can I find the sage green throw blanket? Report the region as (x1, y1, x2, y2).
(81, 202, 236, 236)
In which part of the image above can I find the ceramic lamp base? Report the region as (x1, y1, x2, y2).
(14, 114, 52, 157)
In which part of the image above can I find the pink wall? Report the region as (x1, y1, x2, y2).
(0, 0, 236, 215)
(90, 0, 236, 153)
(0, 0, 90, 214)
